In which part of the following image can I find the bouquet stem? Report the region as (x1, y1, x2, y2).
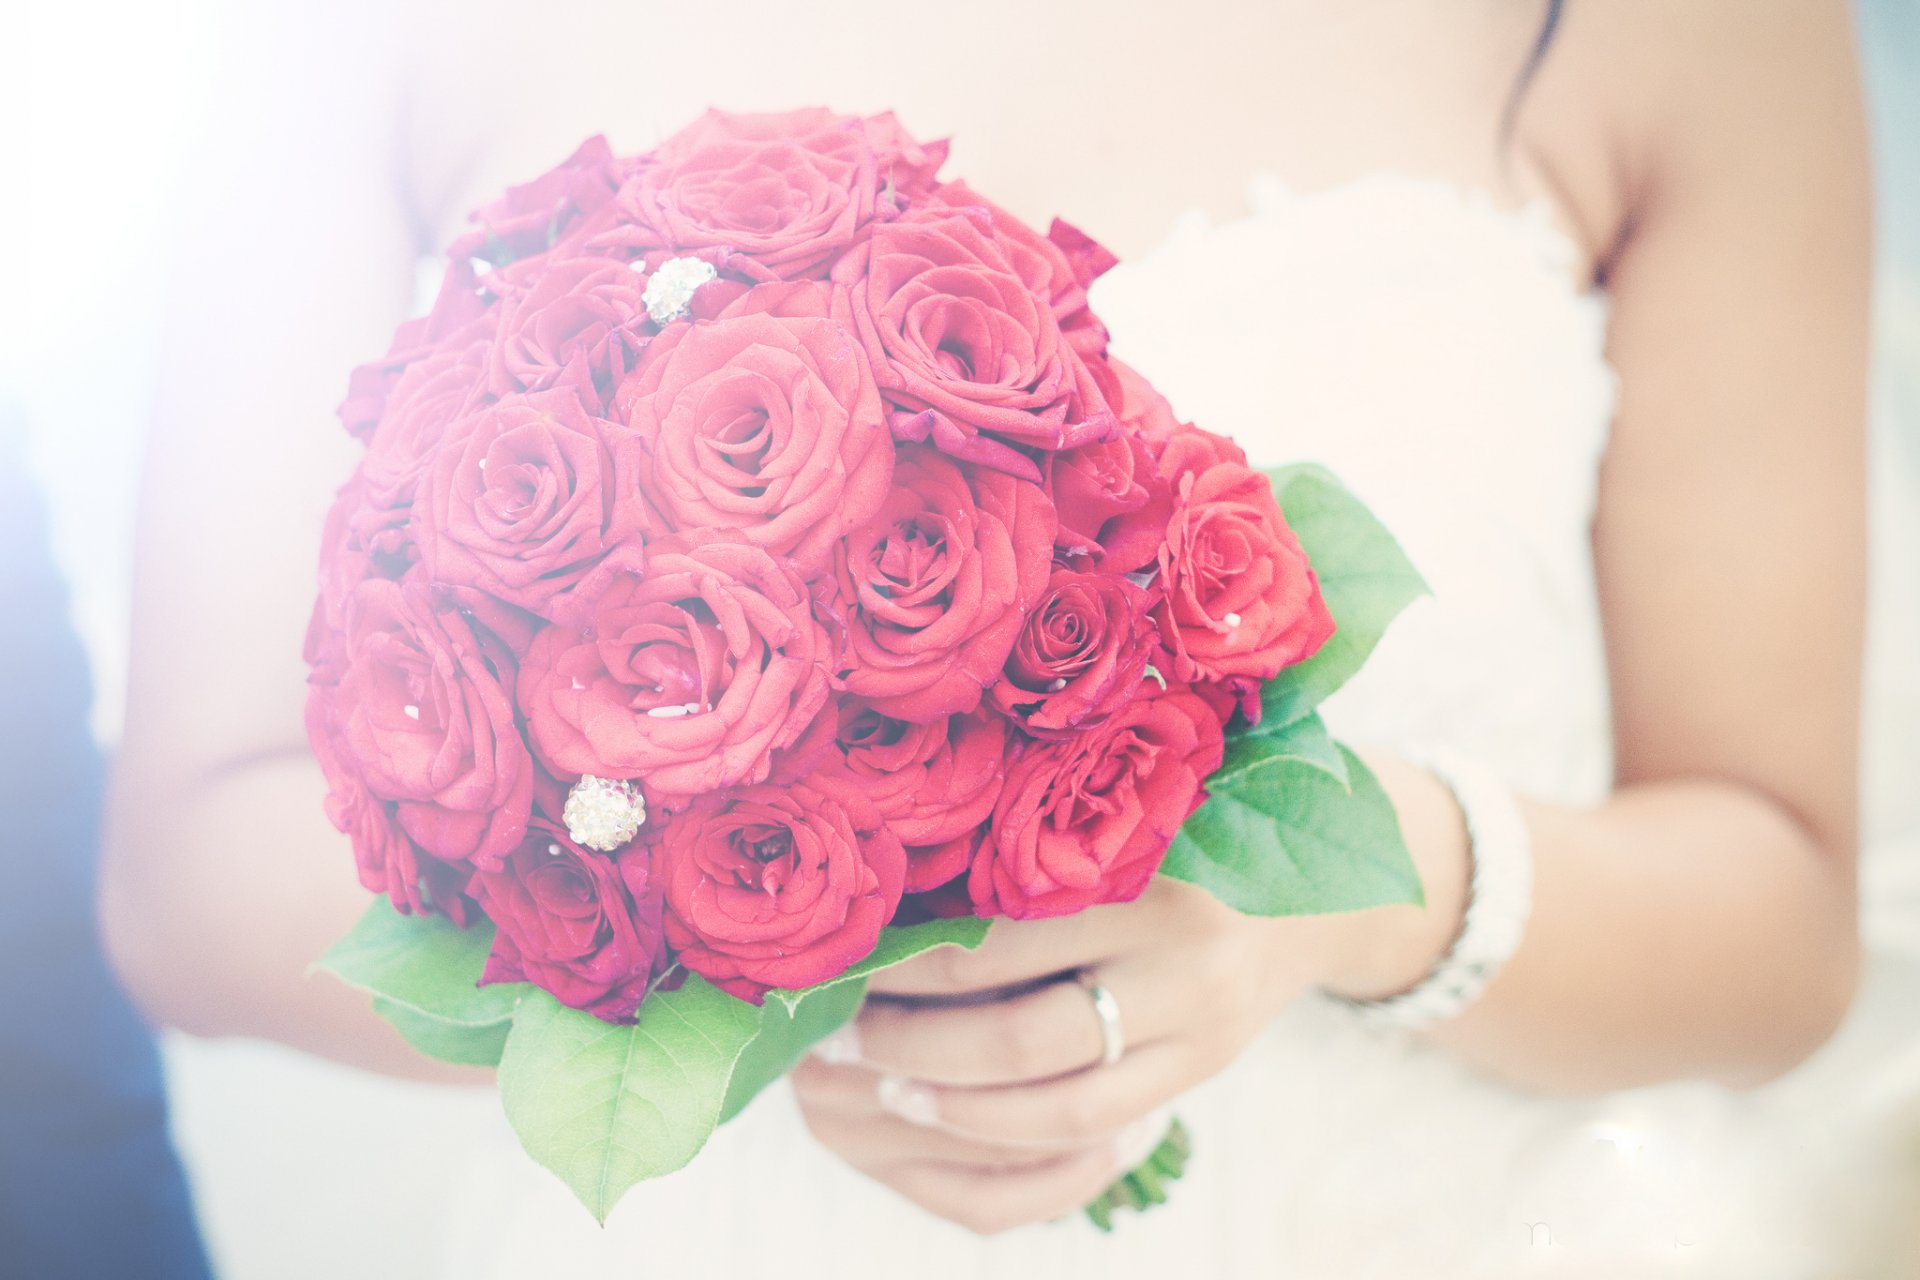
(1083, 1116, 1192, 1231)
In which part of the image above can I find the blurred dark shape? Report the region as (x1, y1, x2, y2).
(0, 406, 212, 1280)
(1863, 0, 1920, 283)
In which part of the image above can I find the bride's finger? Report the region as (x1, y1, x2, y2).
(851, 970, 1169, 1087)
(865, 897, 1167, 998)
(912, 1041, 1195, 1148)
(791, 1057, 1095, 1157)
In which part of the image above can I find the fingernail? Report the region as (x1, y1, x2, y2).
(1112, 1107, 1173, 1172)
(810, 1023, 862, 1066)
(877, 1073, 939, 1127)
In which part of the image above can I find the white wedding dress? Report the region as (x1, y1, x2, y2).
(162, 174, 1920, 1279)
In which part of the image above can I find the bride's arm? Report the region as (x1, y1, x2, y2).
(1380, 0, 1871, 1090)
(96, 5, 483, 1079)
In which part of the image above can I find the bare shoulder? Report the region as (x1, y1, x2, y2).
(1549, 0, 1863, 131)
(1518, 0, 1865, 275)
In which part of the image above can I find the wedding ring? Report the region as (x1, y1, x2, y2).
(1077, 970, 1126, 1067)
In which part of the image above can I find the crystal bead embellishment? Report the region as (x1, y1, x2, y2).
(562, 775, 647, 852)
(642, 256, 718, 326)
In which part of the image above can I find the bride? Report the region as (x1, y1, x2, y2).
(102, 0, 1888, 1274)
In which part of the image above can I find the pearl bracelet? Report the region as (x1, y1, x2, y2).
(1335, 748, 1535, 1031)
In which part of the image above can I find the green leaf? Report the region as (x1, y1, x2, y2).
(766, 917, 991, 1013)
(722, 918, 992, 1120)
(372, 996, 512, 1067)
(718, 978, 867, 1124)
(1260, 465, 1426, 727)
(1163, 745, 1423, 916)
(494, 918, 989, 1219)
(1214, 710, 1348, 790)
(318, 898, 520, 1027)
(498, 977, 762, 1223)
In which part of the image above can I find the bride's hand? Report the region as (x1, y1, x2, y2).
(788, 859, 1448, 1236)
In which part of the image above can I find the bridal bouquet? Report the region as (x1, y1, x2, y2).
(306, 108, 1424, 1225)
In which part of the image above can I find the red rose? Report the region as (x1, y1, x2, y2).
(1043, 217, 1122, 323)
(1047, 429, 1173, 574)
(861, 112, 949, 205)
(654, 783, 905, 1002)
(415, 388, 639, 620)
(516, 534, 830, 797)
(360, 339, 490, 518)
(834, 445, 1056, 721)
(990, 569, 1158, 737)
(306, 716, 433, 913)
(307, 577, 533, 868)
(809, 702, 1007, 848)
(471, 818, 665, 1021)
(970, 686, 1223, 920)
(310, 475, 413, 648)
(1108, 357, 1183, 453)
(484, 254, 651, 398)
(611, 287, 892, 572)
(618, 109, 886, 281)
(313, 482, 551, 696)
(1154, 426, 1336, 686)
(339, 261, 492, 440)
(900, 830, 981, 896)
(448, 135, 623, 266)
(832, 206, 1113, 480)
(929, 182, 1115, 360)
